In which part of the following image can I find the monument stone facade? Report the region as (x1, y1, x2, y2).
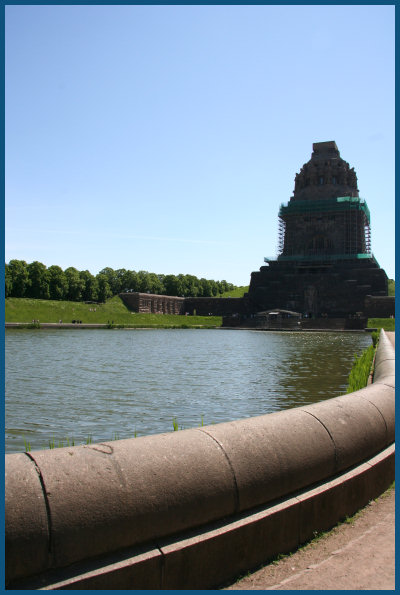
(246, 141, 388, 317)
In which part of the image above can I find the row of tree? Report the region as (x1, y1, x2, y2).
(5, 260, 238, 302)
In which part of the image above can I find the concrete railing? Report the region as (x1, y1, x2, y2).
(5, 330, 395, 589)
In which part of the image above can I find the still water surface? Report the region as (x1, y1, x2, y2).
(5, 329, 371, 453)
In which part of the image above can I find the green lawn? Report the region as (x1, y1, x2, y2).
(5, 296, 222, 328)
(367, 318, 395, 332)
(219, 286, 249, 298)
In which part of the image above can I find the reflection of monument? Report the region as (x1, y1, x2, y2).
(246, 141, 388, 317)
(304, 286, 317, 317)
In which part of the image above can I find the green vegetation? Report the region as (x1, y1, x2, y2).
(219, 285, 249, 298)
(5, 259, 238, 301)
(26, 434, 95, 451)
(367, 318, 395, 332)
(48, 436, 79, 449)
(5, 296, 222, 328)
(388, 279, 395, 296)
(346, 344, 375, 393)
(21, 418, 201, 451)
(370, 331, 379, 348)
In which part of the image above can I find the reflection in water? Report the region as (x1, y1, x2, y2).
(271, 332, 368, 409)
(5, 329, 371, 453)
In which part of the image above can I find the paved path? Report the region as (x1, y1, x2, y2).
(386, 331, 395, 349)
(225, 331, 395, 591)
(224, 486, 395, 590)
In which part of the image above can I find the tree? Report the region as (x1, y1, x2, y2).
(217, 280, 228, 294)
(5, 263, 13, 297)
(26, 261, 50, 299)
(5, 259, 240, 302)
(199, 278, 210, 297)
(98, 267, 119, 296)
(96, 273, 112, 302)
(209, 280, 219, 297)
(7, 260, 30, 297)
(80, 270, 99, 302)
(181, 274, 200, 297)
(114, 269, 128, 294)
(65, 267, 85, 301)
(163, 274, 184, 296)
(119, 269, 140, 293)
(137, 271, 152, 293)
(146, 272, 164, 294)
(48, 265, 68, 300)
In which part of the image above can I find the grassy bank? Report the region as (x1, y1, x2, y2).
(219, 286, 249, 298)
(5, 296, 222, 328)
(5, 297, 395, 330)
(367, 318, 395, 332)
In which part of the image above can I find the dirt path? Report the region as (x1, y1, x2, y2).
(224, 485, 395, 590)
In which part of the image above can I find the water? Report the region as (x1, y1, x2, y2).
(5, 328, 372, 453)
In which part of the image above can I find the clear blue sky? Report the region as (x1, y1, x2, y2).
(5, 5, 395, 285)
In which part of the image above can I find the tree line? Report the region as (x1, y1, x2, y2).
(5, 260, 238, 302)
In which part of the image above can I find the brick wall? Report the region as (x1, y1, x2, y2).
(119, 293, 248, 317)
(119, 293, 185, 315)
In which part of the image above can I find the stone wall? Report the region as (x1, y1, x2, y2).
(364, 295, 395, 318)
(120, 285, 395, 320)
(184, 297, 248, 316)
(120, 292, 247, 317)
(120, 292, 185, 315)
(248, 259, 388, 317)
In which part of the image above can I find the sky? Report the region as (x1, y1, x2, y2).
(5, 4, 395, 286)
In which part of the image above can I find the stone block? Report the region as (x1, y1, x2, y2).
(27, 428, 236, 570)
(300, 393, 387, 473)
(160, 496, 300, 589)
(354, 384, 395, 444)
(5, 453, 50, 584)
(199, 407, 336, 513)
(29, 546, 163, 590)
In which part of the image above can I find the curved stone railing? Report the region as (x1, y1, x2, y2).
(5, 330, 395, 589)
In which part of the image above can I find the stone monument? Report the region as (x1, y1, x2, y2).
(246, 141, 388, 317)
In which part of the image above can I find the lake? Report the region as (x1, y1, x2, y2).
(5, 328, 372, 453)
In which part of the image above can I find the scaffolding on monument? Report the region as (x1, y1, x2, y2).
(276, 196, 372, 261)
(277, 217, 285, 256)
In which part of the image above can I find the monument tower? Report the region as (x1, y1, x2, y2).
(246, 141, 388, 317)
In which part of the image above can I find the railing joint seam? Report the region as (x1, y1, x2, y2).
(300, 410, 339, 471)
(196, 428, 240, 513)
(24, 452, 53, 562)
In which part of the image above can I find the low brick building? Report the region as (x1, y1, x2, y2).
(119, 292, 185, 315)
(119, 292, 246, 317)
